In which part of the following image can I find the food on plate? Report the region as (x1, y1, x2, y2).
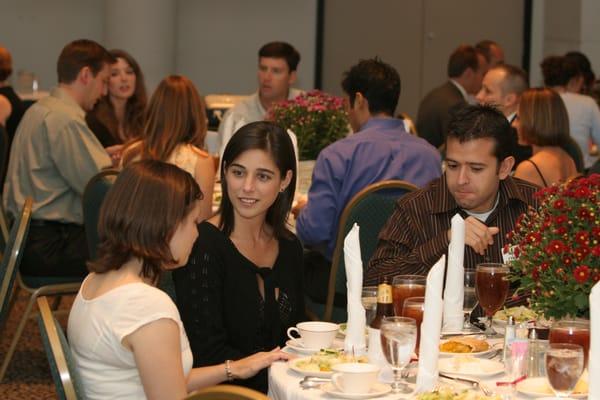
(293, 349, 368, 372)
(416, 388, 500, 399)
(493, 306, 537, 322)
(439, 337, 490, 353)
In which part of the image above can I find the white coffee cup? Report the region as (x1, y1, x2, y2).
(286, 321, 338, 349)
(331, 363, 380, 393)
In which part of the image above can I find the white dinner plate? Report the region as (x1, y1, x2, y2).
(438, 357, 504, 377)
(516, 377, 587, 398)
(438, 337, 497, 357)
(320, 382, 391, 399)
(287, 357, 334, 378)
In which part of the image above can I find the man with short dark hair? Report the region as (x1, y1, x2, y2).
(475, 40, 505, 67)
(366, 104, 539, 284)
(296, 58, 441, 303)
(3, 39, 113, 277)
(476, 64, 532, 166)
(218, 41, 302, 156)
(416, 45, 487, 148)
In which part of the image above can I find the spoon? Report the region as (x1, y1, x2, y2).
(299, 376, 330, 390)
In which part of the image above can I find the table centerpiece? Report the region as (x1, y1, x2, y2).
(507, 174, 600, 319)
(267, 90, 348, 160)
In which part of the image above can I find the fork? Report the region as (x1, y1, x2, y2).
(438, 373, 493, 396)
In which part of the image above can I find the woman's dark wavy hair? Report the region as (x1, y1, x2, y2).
(88, 160, 202, 284)
(90, 49, 147, 142)
(218, 121, 296, 239)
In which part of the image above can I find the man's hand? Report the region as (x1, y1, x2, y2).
(463, 216, 499, 255)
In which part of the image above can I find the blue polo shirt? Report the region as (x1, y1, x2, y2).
(296, 118, 442, 260)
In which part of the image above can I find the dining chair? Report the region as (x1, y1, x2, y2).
(184, 384, 269, 400)
(0, 125, 9, 192)
(0, 196, 11, 255)
(82, 169, 119, 260)
(305, 180, 418, 322)
(37, 296, 86, 400)
(0, 197, 32, 332)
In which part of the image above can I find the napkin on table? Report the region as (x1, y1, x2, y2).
(416, 255, 446, 393)
(589, 281, 600, 398)
(443, 214, 465, 332)
(343, 223, 367, 354)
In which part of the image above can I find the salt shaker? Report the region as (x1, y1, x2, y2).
(503, 315, 516, 362)
(527, 328, 540, 377)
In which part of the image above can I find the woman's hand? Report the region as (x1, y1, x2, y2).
(230, 347, 291, 379)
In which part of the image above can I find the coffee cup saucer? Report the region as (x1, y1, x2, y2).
(321, 382, 391, 399)
(285, 339, 343, 354)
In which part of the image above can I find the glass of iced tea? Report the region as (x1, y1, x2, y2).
(392, 275, 426, 316)
(549, 319, 590, 368)
(402, 296, 425, 354)
(475, 263, 510, 335)
(545, 343, 584, 398)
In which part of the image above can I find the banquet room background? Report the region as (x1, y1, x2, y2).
(1, 0, 599, 120)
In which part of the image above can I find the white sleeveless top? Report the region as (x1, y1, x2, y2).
(166, 144, 202, 178)
(67, 277, 193, 400)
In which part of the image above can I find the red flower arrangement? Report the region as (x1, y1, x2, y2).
(508, 174, 600, 319)
(268, 90, 348, 160)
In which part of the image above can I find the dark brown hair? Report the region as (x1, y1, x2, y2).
(89, 49, 147, 142)
(518, 87, 570, 147)
(0, 47, 12, 82)
(447, 45, 481, 78)
(259, 42, 300, 72)
(88, 160, 202, 283)
(123, 75, 207, 164)
(57, 39, 114, 84)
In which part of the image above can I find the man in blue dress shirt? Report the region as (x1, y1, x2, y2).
(295, 58, 442, 304)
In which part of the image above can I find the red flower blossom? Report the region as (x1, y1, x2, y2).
(527, 232, 542, 244)
(553, 199, 566, 210)
(563, 256, 573, 267)
(554, 215, 568, 225)
(540, 262, 550, 271)
(575, 231, 590, 246)
(574, 246, 590, 262)
(573, 265, 590, 283)
(574, 186, 591, 199)
(591, 245, 600, 257)
(532, 267, 540, 281)
(578, 207, 592, 220)
(513, 246, 520, 259)
(546, 240, 567, 254)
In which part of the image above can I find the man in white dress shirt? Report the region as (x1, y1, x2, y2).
(218, 42, 302, 157)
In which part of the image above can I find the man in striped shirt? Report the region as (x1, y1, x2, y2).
(366, 104, 539, 285)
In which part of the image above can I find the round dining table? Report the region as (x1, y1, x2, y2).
(267, 339, 585, 400)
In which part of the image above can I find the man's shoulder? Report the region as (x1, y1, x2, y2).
(397, 177, 443, 206)
(505, 176, 540, 208)
(419, 81, 463, 108)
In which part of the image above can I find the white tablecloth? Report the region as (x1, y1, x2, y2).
(267, 340, 560, 400)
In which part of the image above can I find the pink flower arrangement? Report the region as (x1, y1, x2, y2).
(268, 90, 348, 160)
(507, 174, 600, 318)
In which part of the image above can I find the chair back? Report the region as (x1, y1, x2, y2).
(184, 384, 269, 400)
(37, 296, 86, 400)
(0, 124, 9, 190)
(82, 170, 118, 260)
(0, 196, 11, 253)
(323, 180, 418, 322)
(0, 197, 32, 326)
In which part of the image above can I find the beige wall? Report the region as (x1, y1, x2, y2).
(321, 0, 524, 120)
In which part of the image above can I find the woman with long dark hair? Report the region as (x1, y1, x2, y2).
(173, 121, 305, 393)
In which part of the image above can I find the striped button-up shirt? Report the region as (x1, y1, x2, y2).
(365, 175, 539, 286)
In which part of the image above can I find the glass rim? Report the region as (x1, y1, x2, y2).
(552, 319, 590, 328)
(547, 342, 584, 351)
(476, 263, 509, 272)
(392, 274, 426, 281)
(381, 316, 417, 325)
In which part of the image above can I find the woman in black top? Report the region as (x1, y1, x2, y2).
(174, 121, 305, 393)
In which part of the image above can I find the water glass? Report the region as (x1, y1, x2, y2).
(463, 270, 479, 332)
(545, 343, 584, 398)
(361, 286, 377, 325)
(475, 263, 510, 335)
(380, 316, 416, 393)
(392, 275, 425, 316)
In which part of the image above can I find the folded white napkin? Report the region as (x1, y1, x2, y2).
(443, 214, 465, 332)
(416, 255, 446, 393)
(343, 223, 367, 354)
(589, 281, 600, 398)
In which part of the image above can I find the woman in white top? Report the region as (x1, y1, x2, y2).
(122, 75, 216, 220)
(68, 160, 289, 400)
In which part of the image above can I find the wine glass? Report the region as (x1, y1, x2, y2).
(545, 343, 584, 398)
(402, 297, 425, 354)
(549, 319, 590, 368)
(361, 286, 378, 325)
(391, 274, 426, 316)
(475, 263, 510, 335)
(463, 270, 479, 332)
(380, 316, 416, 393)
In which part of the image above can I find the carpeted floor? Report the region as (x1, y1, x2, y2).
(0, 289, 75, 399)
